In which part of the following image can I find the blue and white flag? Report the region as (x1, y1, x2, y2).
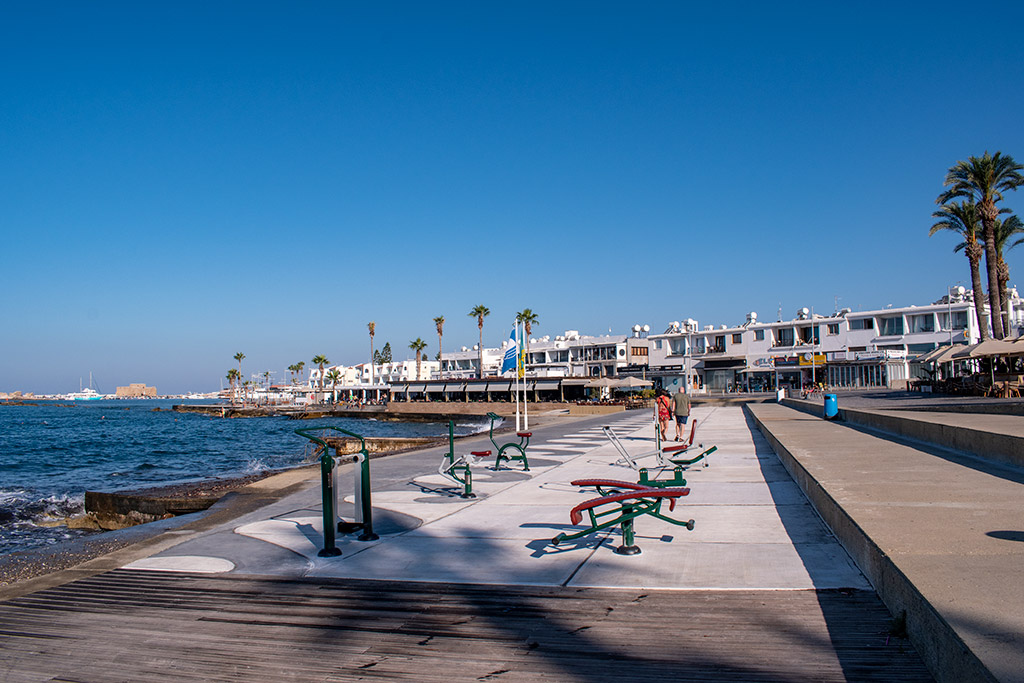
(500, 325, 518, 374)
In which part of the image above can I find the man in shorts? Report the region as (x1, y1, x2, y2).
(671, 386, 690, 441)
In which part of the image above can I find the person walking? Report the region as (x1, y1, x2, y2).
(654, 389, 671, 440)
(671, 385, 690, 441)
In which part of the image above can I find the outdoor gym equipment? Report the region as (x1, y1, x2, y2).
(437, 420, 491, 498)
(294, 426, 379, 557)
(603, 421, 714, 470)
(486, 412, 531, 470)
(551, 479, 695, 555)
(664, 444, 716, 468)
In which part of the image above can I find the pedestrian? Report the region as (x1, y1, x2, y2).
(654, 388, 671, 440)
(671, 385, 690, 441)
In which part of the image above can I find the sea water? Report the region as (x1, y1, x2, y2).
(0, 399, 481, 556)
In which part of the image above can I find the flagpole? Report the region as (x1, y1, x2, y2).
(514, 320, 521, 432)
(522, 320, 529, 431)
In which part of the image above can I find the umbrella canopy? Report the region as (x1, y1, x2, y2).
(955, 339, 1021, 358)
(914, 346, 949, 363)
(584, 377, 617, 388)
(951, 343, 982, 360)
(914, 345, 965, 363)
(613, 377, 653, 388)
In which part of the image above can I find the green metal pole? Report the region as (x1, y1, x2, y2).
(615, 503, 641, 555)
(319, 445, 341, 557)
(357, 447, 378, 541)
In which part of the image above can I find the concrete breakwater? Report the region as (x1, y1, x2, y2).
(171, 402, 568, 420)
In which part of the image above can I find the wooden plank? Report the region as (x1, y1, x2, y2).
(0, 570, 932, 682)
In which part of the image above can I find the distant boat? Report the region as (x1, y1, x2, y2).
(66, 387, 103, 401)
(64, 373, 105, 400)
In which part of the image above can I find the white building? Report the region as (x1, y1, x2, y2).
(647, 287, 1023, 392)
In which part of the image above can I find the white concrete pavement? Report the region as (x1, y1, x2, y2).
(125, 407, 868, 591)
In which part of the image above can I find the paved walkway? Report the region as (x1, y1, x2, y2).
(125, 408, 866, 590)
(0, 408, 934, 681)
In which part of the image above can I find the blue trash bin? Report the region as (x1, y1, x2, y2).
(823, 393, 838, 420)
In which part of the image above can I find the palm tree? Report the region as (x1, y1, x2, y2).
(516, 308, 539, 369)
(468, 304, 490, 379)
(295, 361, 305, 386)
(226, 368, 240, 405)
(233, 352, 245, 403)
(433, 316, 445, 379)
(409, 338, 428, 380)
(311, 354, 329, 403)
(938, 152, 1024, 338)
(993, 214, 1024, 336)
(325, 369, 342, 405)
(930, 201, 990, 341)
(368, 322, 376, 385)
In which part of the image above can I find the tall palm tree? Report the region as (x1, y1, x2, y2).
(226, 368, 240, 405)
(938, 152, 1024, 338)
(409, 338, 428, 380)
(993, 214, 1024, 336)
(433, 316, 445, 379)
(325, 369, 342, 405)
(295, 361, 305, 386)
(468, 304, 490, 379)
(233, 352, 244, 389)
(312, 354, 329, 403)
(368, 322, 376, 385)
(516, 308, 539, 368)
(930, 201, 990, 341)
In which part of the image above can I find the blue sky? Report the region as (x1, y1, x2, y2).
(3, 2, 1024, 394)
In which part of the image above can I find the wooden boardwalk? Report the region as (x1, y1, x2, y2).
(0, 569, 931, 682)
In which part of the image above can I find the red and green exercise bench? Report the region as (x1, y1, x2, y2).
(551, 479, 695, 555)
(486, 412, 531, 471)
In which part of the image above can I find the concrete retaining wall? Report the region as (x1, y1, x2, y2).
(780, 398, 1024, 468)
(745, 404, 996, 683)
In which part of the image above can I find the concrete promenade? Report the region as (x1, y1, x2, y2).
(748, 401, 1024, 683)
(0, 407, 937, 681)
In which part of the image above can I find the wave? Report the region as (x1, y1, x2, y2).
(0, 490, 84, 525)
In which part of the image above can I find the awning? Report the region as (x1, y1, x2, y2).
(389, 385, 407, 393)
(408, 384, 427, 393)
(424, 384, 446, 393)
(487, 381, 512, 392)
(954, 339, 1022, 358)
(534, 380, 561, 390)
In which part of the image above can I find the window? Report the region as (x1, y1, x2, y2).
(754, 330, 765, 341)
(776, 328, 794, 346)
(907, 314, 935, 334)
(939, 311, 968, 330)
(731, 333, 742, 344)
(799, 325, 820, 344)
(669, 339, 686, 355)
(630, 346, 648, 356)
(850, 318, 874, 330)
(654, 340, 663, 350)
(879, 316, 904, 336)
(827, 323, 839, 335)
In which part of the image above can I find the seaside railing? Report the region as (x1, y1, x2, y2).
(294, 426, 378, 557)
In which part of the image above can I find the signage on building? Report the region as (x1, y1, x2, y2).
(752, 357, 774, 369)
(798, 353, 827, 366)
(774, 356, 799, 367)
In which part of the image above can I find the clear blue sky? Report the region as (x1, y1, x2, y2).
(3, 2, 1024, 394)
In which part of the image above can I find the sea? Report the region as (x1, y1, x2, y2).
(0, 399, 484, 557)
